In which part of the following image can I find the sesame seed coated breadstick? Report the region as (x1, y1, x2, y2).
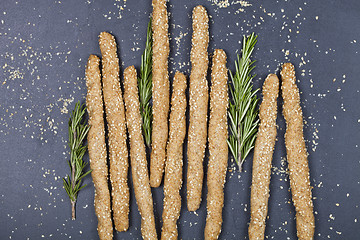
(85, 55, 113, 240)
(161, 72, 187, 240)
(248, 74, 279, 240)
(150, 0, 170, 187)
(281, 63, 315, 240)
(204, 49, 228, 240)
(99, 32, 130, 232)
(123, 66, 157, 240)
(187, 5, 209, 212)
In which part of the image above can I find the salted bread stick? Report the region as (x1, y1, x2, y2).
(248, 74, 279, 240)
(281, 63, 315, 240)
(99, 32, 130, 232)
(161, 72, 187, 240)
(85, 55, 113, 240)
(150, 0, 170, 187)
(123, 66, 157, 240)
(204, 49, 228, 240)
(187, 5, 209, 212)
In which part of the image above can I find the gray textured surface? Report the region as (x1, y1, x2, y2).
(1, 0, 360, 239)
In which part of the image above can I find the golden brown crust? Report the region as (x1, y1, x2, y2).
(99, 32, 129, 232)
(123, 66, 157, 240)
(161, 72, 187, 240)
(150, 0, 170, 187)
(248, 74, 279, 240)
(205, 49, 228, 240)
(85, 55, 113, 240)
(281, 63, 315, 240)
(187, 5, 209, 212)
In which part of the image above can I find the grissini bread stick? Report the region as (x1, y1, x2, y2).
(150, 0, 170, 187)
(99, 32, 130, 232)
(204, 49, 228, 240)
(85, 55, 113, 240)
(248, 74, 279, 240)
(161, 72, 187, 240)
(187, 5, 209, 212)
(281, 63, 315, 240)
(123, 66, 157, 240)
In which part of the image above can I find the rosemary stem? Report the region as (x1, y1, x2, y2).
(71, 200, 76, 220)
(237, 147, 242, 171)
(71, 163, 75, 188)
(237, 125, 242, 172)
(71, 130, 76, 191)
(70, 159, 76, 219)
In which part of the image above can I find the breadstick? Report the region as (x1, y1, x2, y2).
(281, 63, 315, 240)
(204, 49, 228, 240)
(248, 74, 279, 240)
(85, 55, 113, 240)
(161, 72, 187, 240)
(99, 32, 129, 232)
(150, 0, 170, 187)
(123, 66, 157, 240)
(187, 5, 209, 212)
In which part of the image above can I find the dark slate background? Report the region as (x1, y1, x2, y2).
(1, 0, 359, 239)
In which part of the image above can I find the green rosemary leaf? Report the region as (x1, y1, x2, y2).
(138, 18, 153, 148)
(62, 101, 92, 220)
(227, 33, 259, 172)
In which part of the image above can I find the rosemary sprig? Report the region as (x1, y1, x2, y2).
(63, 101, 92, 220)
(138, 18, 153, 148)
(227, 33, 259, 172)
